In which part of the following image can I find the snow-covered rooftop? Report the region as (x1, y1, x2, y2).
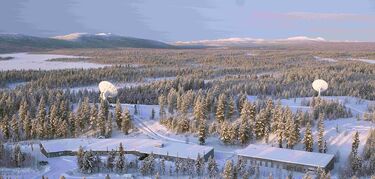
(237, 144, 334, 168)
(41, 138, 213, 159)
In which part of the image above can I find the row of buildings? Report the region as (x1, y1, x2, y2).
(40, 138, 214, 161)
(40, 138, 334, 172)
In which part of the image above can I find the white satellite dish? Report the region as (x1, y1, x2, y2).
(99, 81, 118, 100)
(312, 79, 328, 97)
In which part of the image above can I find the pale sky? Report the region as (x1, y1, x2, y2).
(1, 0, 375, 42)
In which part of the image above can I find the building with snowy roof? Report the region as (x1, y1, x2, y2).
(237, 144, 335, 172)
(40, 138, 214, 161)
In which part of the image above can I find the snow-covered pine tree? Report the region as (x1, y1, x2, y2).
(220, 121, 231, 144)
(222, 160, 233, 179)
(227, 96, 235, 119)
(89, 104, 98, 130)
(12, 144, 24, 167)
(82, 150, 95, 173)
(121, 108, 132, 135)
(285, 110, 297, 149)
(105, 113, 113, 138)
(236, 93, 247, 114)
(23, 111, 31, 140)
(303, 122, 314, 152)
(18, 99, 28, 123)
(351, 131, 361, 174)
(198, 119, 207, 145)
(255, 109, 267, 140)
(115, 99, 122, 129)
(167, 88, 178, 114)
(195, 153, 204, 176)
(56, 120, 68, 138)
(158, 94, 166, 117)
(36, 97, 47, 124)
(49, 104, 59, 136)
(68, 112, 76, 137)
(216, 93, 226, 123)
(97, 107, 106, 137)
(239, 101, 252, 144)
(77, 146, 85, 170)
(352, 131, 360, 157)
(106, 150, 116, 172)
(207, 156, 218, 178)
(160, 158, 166, 175)
(11, 114, 19, 141)
(116, 143, 126, 173)
(194, 96, 204, 121)
(318, 113, 325, 153)
(1, 115, 10, 140)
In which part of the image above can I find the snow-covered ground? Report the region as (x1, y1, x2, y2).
(347, 58, 375, 64)
(0, 53, 110, 71)
(0, 81, 28, 91)
(314, 56, 337, 63)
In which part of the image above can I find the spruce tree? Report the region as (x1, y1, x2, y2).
(220, 121, 231, 144)
(23, 111, 31, 140)
(198, 119, 207, 145)
(105, 113, 113, 138)
(239, 101, 251, 144)
(227, 96, 235, 119)
(77, 146, 84, 170)
(97, 105, 106, 137)
(167, 89, 177, 114)
(276, 106, 285, 148)
(11, 114, 19, 141)
(89, 105, 98, 130)
(121, 108, 132, 135)
(216, 94, 226, 123)
(195, 153, 204, 176)
(222, 160, 233, 179)
(207, 156, 218, 178)
(303, 122, 314, 152)
(158, 95, 166, 117)
(318, 113, 325, 153)
(116, 143, 126, 173)
(255, 109, 267, 140)
(107, 150, 116, 171)
(115, 99, 122, 129)
(285, 110, 297, 149)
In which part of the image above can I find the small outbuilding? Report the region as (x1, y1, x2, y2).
(237, 144, 335, 172)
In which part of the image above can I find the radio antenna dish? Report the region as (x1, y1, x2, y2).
(312, 79, 328, 97)
(99, 81, 118, 100)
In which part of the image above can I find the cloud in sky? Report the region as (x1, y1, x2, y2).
(1, 0, 375, 41)
(285, 12, 375, 21)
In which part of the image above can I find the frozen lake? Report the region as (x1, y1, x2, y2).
(0, 53, 110, 71)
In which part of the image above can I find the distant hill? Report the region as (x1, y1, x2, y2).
(174, 36, 375, 51)
(0, 33, 173, 53)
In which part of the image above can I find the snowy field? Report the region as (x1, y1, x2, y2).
(313, 56, 375, 64)
(0, 53, 110, 71)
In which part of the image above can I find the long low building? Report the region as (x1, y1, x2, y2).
(40, 138, 214, 161)
(237, 144, 335, 172)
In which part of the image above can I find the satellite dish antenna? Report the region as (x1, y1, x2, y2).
(312, 79, 328, 97)
(98, 81, 118, 100)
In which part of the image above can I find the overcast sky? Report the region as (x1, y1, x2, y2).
(1, 0, 375, 42)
